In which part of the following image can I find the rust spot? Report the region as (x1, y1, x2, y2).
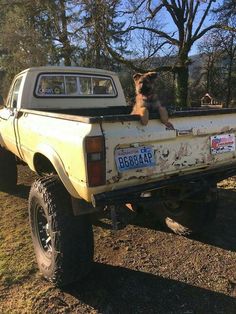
(174, 164, 181, 168)
(176, 143, 192, 159)
(126, 176, 139, 180)
(161, 149, 170, 159)
(136, 125, 146, 132)
(146, 168, 155, 176)
(139, 176, 146, 180)
(220, 126, 230, 133)
(158, 158, 169, 172)
(206, 154, 214, 163)
(110, 176, 120, 183)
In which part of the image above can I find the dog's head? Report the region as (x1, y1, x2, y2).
(133, 72, 158, 96)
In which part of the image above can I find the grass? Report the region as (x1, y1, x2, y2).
(0, 191, 36, 287)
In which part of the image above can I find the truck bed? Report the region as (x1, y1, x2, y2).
(18, 105, 236, 203)
(22, 106, 236, 124)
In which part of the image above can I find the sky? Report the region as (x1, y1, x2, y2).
(164, 0, 224, 55)
(122, 0, 225, 57)
(157, 0, 224, 55)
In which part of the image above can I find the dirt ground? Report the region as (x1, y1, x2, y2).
(1, 166, 236, 314)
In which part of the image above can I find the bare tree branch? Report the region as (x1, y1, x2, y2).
(192, 0, 214, 40)
(186, 0, 199, 43)
(162, 0, 179, 28)
(112, 25, 179, 46)
(192, 24, 225, 43)
(105, 41, 175, 73)
(147, 1, 164, 19)
(119, 0, 146, 16)
(140, 40, 170, 63)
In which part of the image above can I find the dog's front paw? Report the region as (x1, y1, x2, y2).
(140, 109, 149, 125)
(164, 121, 175, 130)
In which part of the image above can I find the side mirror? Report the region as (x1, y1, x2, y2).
(0, 95, 4, 108)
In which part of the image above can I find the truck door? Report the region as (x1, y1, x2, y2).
(0, 76, 23, 157)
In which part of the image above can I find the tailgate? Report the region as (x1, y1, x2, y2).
(102, 113, 236, 186)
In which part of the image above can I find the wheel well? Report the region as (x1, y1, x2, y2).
(34, 153, 57, 176)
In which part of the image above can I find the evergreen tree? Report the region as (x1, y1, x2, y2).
(32, 0, 83, 66)
(80, 0, 128, 70)
(0, 1, 49, 94)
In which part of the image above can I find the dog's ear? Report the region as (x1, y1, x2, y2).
(148, 72, 158, 80)
(133, 73, 142, 81)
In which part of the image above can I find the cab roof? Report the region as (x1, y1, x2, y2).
(18, 66, 117, 77)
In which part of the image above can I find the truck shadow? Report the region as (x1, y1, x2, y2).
(13, 178, 236, 253)
(94, 188, 236, 252)
(63, 262, 236, 313)
(192, 188, 236, 252)
(13, 184, 30, 199)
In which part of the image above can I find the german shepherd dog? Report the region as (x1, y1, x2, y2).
(131, 72, 173, 128)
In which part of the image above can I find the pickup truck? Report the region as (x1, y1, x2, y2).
(1, 66, 236, 286)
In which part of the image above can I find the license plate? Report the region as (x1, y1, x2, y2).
(210, 134, 235, 154)
(115, 146, 155, 172)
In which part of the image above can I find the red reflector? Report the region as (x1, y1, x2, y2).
(85, 136, 104, 153)
(87, 160, 105, 187)
(86, 136, 105, 186)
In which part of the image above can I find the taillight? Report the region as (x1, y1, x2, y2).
(85, 136, 106, 187)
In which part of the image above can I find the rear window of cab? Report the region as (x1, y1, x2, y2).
(35, 74, 117, 97)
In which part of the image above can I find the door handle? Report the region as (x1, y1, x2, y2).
(176, 129, 193, 136)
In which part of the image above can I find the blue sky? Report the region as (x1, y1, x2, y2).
(163, 0, 224, 55)
(122, 0, 224, 57)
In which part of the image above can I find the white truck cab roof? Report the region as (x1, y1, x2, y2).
(13, 66, 127, 110)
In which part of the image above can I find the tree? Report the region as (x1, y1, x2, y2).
(0, 1, 49, 94)
(214, 0, 236, 19)
(104, 0, 225, 107)
(213, 0, 236, 106)
(32, 0, 83, 66)
(195, 34, 224, 103)
(216, 30, 236, 106)
(79, 0, 127, 70)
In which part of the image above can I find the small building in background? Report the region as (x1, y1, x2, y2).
(201, 93, 223, 108)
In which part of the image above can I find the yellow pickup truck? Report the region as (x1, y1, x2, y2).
(0, 66, 236, 286)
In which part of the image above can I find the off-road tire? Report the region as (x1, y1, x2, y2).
(0, 147, 17, 191)
(28, 176, 94, 286)
(154, 187, 218, 236)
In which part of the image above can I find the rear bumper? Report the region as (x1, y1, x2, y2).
(91, 165, 236, 207)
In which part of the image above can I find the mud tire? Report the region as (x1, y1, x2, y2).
(28, 176, 94, 286)
(0, 147, 17, 191)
